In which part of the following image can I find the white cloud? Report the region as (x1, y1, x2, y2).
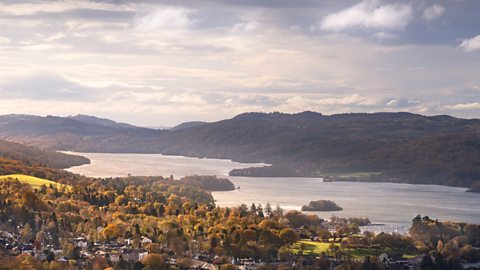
(423, 4, 445, 22)
(232, 21, 260, 33)
(0, 36, 10, 45)
(320, 0, 413, 31)
(446, 102, 480, 110)
(136, 8, 193, 32)
(459, 35, 480, 52)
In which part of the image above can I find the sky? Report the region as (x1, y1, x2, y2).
(0, 0, 479, 126)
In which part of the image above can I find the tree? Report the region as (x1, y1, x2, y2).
(284, 211, 308, 228)
(360, 256, 381, 270)
(265, 203, 272, 216)
(47, 251, 55, 263)
(103, 223, 123, 241)
(243, 229, 257, 242)
(433, 252, 448, 270)
(273, 204, 283, 216)
(460, 244, 480, 263)
(420, 255, 435, 270)
(115, 195, 128, 206)
(318, 229, 331, 242)
(65, 243, 81, 260)
(22, 190, 47, 211)
(141, 254, 169, 270)
(277, 246, 294, 261)
(250, 203, 257, 213)
(20, 223, 33, 243)
(114, 255, 127, 270)
(437, 240, 444, 253)
(35, 231, 46, 245)
(464, 224, 478, 245)
(317, 252, 331, 270)
(279, 228, 299, 246)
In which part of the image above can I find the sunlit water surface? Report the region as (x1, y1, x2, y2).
(66, 152, 480, 233)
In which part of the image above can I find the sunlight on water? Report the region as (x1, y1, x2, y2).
(67, 152, 480, 233)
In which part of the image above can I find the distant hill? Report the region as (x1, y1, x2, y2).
(0, 114, 165, 152)
(69, 114, 136, 129)
(171, 121, 207, 131)
(0, 112, 479, 188)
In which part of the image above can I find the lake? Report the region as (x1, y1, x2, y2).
(66, 152, 480, 234)
(63, 151, 268, 178)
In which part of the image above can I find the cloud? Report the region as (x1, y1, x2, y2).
(446, 102, 480, 110)
(0, 0, 479, 125)
(232, 20, 259, 33)
(373, 32, 398, 41)
(0, 73, 98, 101)
(0, 2, 76, 16)
(279, 94, 379, 114)
(136, 7, 193, 32)
(0, 36, 11, 44)
(21, 43, 71, 51)
(320, 0, 413, 31)
(384, 98, 420, 108)
(423, 4, 445, 22)
(459, 35, 480, 52)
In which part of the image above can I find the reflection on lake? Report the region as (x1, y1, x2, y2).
(67, 152, 480, 233)
(64, 151, 267, 178)
(213, 177, 480, 233)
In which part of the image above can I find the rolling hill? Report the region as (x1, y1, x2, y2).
(0, 174, 70, 190)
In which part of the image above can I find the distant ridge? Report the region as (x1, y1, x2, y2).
(69, 114, 137, 129)
(0, 111, 479, 188)
(171, 121, 207, 131)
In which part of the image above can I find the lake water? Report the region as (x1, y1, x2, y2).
(63, 152, 268, 178)
(66, 152, 480, 233)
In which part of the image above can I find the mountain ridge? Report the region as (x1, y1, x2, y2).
(0, 112, 479, 188)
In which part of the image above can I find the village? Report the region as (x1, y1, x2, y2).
(0, 227, 439, 270)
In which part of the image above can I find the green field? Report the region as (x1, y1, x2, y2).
(292, 240, 418, 260)
(292, 240, 337, 256)
(0, 174, 70, 190)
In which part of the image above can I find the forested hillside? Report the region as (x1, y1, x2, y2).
(0, 139, 89, 169)
(156, 112, 480, 187)
(1, 112, 479, 188)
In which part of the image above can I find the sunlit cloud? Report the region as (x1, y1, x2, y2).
(446, 102, 480, 110)
(459, 35, 480, 52)
(0, 0, 479, 125)
(319, 0, 413, 31)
